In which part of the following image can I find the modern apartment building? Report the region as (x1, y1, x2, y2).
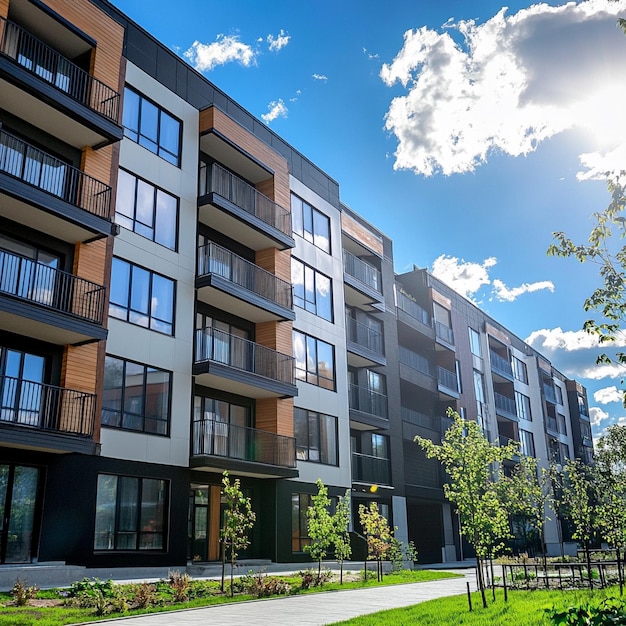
(0, 0, 591, 576)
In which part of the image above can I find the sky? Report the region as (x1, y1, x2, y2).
(112, 0, 626, 440)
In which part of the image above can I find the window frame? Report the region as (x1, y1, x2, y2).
(519, 429, 535, 457)
(512, 356, 528, 384)
(294, 408, 338, 466)
(515, 391, 532, 421)
(293, 330, 336, 390)
(290, 193, 331, 254)
(291, 256, 333, 321)
(469, 328, 482, 357)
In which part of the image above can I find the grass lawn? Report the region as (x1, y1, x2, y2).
(329, 587, 626, 625)
(0, 568, 461, 626)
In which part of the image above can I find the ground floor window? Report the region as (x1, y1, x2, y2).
(94, 474, 168, 551)
(291, 493, 312, 553)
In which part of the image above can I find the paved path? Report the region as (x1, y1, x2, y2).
(99, 569, 475, 626)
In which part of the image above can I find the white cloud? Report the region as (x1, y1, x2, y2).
(261, 99, 288, 124)
(312, 73, 328, 81)
(492, 279, 554, 302)
(267, 29, 290, 52)
(184, 35, 257, 72)
(431, 254, 496, 299)
(590, 406, 611, 427)
(593, 385, 624, 404)
(526, 327, 626, 352)
(380, 1, 626, 177)
(578, 362, 626, 380)
(363, 47, 380, 60)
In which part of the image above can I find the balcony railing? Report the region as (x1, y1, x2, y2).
(345, 317, 384, 355)
(343, 250, 382, 294)
(490, 350, 513, 378)
(352, 452, 390, 485)
(434, 321, 454, 345)
(198, 242, 293, 310)
(543, 384, 557, 404)
(199, 162, 292, 237)
(192, 419, 296, 468)
(494, 392, 517, 416)
(0, 375, 94, 436)
(195, 327, 295, 385)
(0, 130, 112, 219)
(396, 290, 430, 325)
(437, 366, 458, 392)
(0, 17, 120, 122)
(349, 383, 388, 419)
(399, 346, 432, 376)
(0, 248, 105, 323)
(401, 406, 438, 430)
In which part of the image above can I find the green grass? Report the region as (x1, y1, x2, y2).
(329, 587, 626, 625)
(0, 569, 460, 626)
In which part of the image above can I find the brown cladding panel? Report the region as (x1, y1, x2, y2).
(256, 397, 293, 438)
(255, 321, 292, 355)
(255, 248, 292, 283)
(0, 1, 8, 18)
(63, 343, 98, 393)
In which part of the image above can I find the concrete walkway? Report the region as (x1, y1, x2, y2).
(98, 569, 475, 626)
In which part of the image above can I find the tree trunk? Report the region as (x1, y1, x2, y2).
(230, 544, 235, 597)
(617, 546, 623, 596)
(585, 540, 593, 589)
(476, 556, 488, 609)
(220, 539, 225, 593)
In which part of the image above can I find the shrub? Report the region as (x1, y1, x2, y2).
(297, 567, 333, 589)
(167, 570, 192, 602)
(12, 579, 38, 606)
(66, 577, 114, 599)
(240, 571, 291, 597)
(547, 597, 626, 624)
(130, 582, 157, 609)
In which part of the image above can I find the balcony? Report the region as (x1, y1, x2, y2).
(349, 383, 388, 428)
(0, 17, 122, 147)
(0, 130, 115, 242)
(198, 162, 294, 250)
(352, 452, 390, 486)
(0, 375, 96, 453)
(543, 384, 557, 405)
(191, 420, 297, 478)
(345, 317, 386, 367)
(343, 250, 384, 310)
(437, 366, 460, 398)
(494, 392, 518, 420)
(434, 321, 455, 348)
(547, 414, 559, 433)
(0, 248, 107, 344)
(399, 346, 436, 392)
(490, 350, 514, 381)
(401, 406, 439, 434)
(194, 327, 297, 399)
(396, 290, 434, 339)
(197, 242, 294, 323)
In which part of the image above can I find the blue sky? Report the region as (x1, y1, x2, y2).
(112, 0, 626, 439)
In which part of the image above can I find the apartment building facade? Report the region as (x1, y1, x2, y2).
(0, 0, 590, 574)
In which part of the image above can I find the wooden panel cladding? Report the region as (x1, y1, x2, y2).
(341, 212, 384, 257)
(0, 0, 8, 18)
(537, 355, 552, 374)
(32, 0, 125, 110)
(256, 397, 294, 438)
(62, 343, 98, 393)
(430, 289, 451, 309)
(208, 485, 222, 561)
(256, 320, 292, 355)
(81, 145, 115, 203)
(73, 238, 107, 285)
(485, 322, 510, 346)
(255, 247, 291, 283)
(199, 107, 290, 210)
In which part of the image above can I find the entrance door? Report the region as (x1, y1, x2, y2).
(188, 484, 221, 562)
(0, 464, 41, 563)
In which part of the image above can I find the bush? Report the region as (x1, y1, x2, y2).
(12, 579, 38, 606)
(240, 572, 291, 597)
(66, 577, 114, 599)
(130, 582, 157, 609)
(167, 570, 192, 602)
(547, 597, 626, 624)
(297, 567, 333, 589)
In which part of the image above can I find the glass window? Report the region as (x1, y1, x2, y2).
(102, 355, 171, 435)
(94, 474, 168, 551)
(469, 328, 481, 357)
(109, 258, 175, 335)
(122, 87, 181, 166)
(293, 330, 335, 390)
(116, 170, 178, 250)
(292, 257, 333, 321)
(512, 357, 528, 384)
(192, 396, 251, 457)
(555, 385, 564, 405)
(291, 493, 312, 552)
(295, 408, 338, 465)
(515, 391, 532, 421)
(519, 430, 535, 457)
(291, 193, 330, 253)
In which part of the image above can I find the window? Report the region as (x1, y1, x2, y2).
(555, 385, 564, 405)
(293, 330, 335, 390)
(109, 258, 175, 335)
(195, 313, 250, 367)
(94, 474, 168, 551)
(519, 429, 535, 457)
(291, 493, 312, 552)
(557, 413, 567, 435)
(116, 170, 178, 250)
(102, 356, 171, 435)
(291, 257, 332, 320)
(559, 442, 570, 462)
(291, 194, 330, 253)
(294, 408, 338, 465)
(469, 328, 482, 357)
(515, 391, 532, 421)
(122, 87, 181, 166)
(512, 357, 528, 384)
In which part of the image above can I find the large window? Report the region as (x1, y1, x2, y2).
(116, 169, 178, 250)
(122, 87, 181, 166)
(102, 356, 171, 435)
(519, 429, 535, 457)
(109, 258, 175, 335)
(469, 328, 482, 357)
(294, 408, 338, 465)
(291, 257, 332, 321)
(512, 356, 528, 384)
(94, 474, 168, 551)
(291, 493, 311, 552)
(293, 330, 335, 390)
(515, 391, 532, 421)
(291, 194, 330, 253)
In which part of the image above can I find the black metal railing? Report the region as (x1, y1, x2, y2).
(494, 392, 517, 416)
(0, 248, 105, 323)
(399, 346, 432, 376)
(192, 420, 296, 468)
(401, 406, 438, 430)
(437, 366, 458, 392)
(490, 350, 513, 378)
(343, 250, 382, 293)
(198, 242, 293, 310)
(349, 383, 388, 419)
(434, 321, 454, 345)
(0, 375, 95, 436)
(345, 317, 384, 355)
(199, 162, 292, 237)
(195, 327, 295, 385)
(396, 290, 430, 325)
(0, 17, 120, 122)
(0, 129, 112, 219)
(352, 452, 390, 485)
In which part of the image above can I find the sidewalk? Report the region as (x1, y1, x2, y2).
(98, 568, 476, 626)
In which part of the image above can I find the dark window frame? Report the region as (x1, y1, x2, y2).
(293, 330, 336, 390)
(291, 257, 333, 321)
(290, 193, 331, 254)
(294, 407, 338, 466)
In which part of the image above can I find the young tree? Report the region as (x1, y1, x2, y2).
(415, 408, 518, 608)
(358, 501, 392, 581)
(220, 471, 256, 596)
(332, 489, 352, 584)
(304, 479, 335, 580)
